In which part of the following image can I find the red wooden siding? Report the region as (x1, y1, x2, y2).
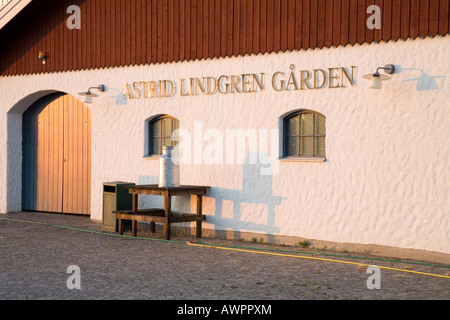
(0, 0, 449, 76)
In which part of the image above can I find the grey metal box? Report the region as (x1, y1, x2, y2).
(102, 181, 135, 232)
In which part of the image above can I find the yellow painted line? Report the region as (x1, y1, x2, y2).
(187, 242, 450, 280)
(2, 216, 448, 279)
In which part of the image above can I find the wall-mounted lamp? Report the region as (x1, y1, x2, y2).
(38, 51, 47, 64)
(363, 64, 396, 89)
(78, 85, 105, 104)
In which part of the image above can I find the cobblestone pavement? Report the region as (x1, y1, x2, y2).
(0, 212, 449, 301)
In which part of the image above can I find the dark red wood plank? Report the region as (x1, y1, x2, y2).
(190, 0, 197, 59)
(208, 0, 215, 58)
(428, 0, 439, 37)
(173, 0, 179, 62)
(340, 0, 350, 47)
(401, 0, 411, 40)
(355, 0, 365, 44)
(183, 0, 190, 61)
(49, 4, 57, 70)
(348, 0, 357, 45)
(179, 0, 185, 61)
(202, 0, 209, 58)
(108, 0, 115, 67)
(168, 0, 174, 62)
(293, 0, 302, 49)
(273, 0, 281, 52)
(226, 0, 233, 56)
(439, 0, 449, 35)
(233, 0, 240, 56)
(332, 0, 341, 47)
(253, 0, 260, 54)
(287, 0, 295, 50)
(214, 0, 220, 57)
(141, 0, 147, 64)
(325, 0, 334, 46)
(317, 0, 325, 48)
(260, 0, 267, 53)
(266, 0, 274, 52)
(280, 0, 288, 51)
(105, 0, 112, 67)
(247, 0, 254, 54)
(302, 0, 311, 50)
(120, 0, 127, 65)
(161, 0, 169, 62)
(116, 0, 122, 66)
(419, 0, 430, 38)
(410, 0, 420, 39)
(147, 0, 153, 63)
(382, 0, 392, 43)
(391, 0, 401, 40)
(240, 0, 248, 54)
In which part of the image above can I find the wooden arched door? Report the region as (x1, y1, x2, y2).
(22, 93, 91, 215)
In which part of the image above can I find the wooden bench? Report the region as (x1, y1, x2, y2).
(114, 209, 206, 238)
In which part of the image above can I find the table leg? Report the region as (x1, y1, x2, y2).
(132, 220, 137, 237)
(163, 193, 171, 240)
(132, 193, 138, 212)
(196, 195, 202, 238)
(132, 193, 138, 236)
(118, 217, 123, 235)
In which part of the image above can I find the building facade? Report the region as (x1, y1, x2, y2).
(0, 0, 449, 261)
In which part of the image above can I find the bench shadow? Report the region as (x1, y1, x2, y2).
(205, 152, 286, 243)
(136, 152, 286, 242)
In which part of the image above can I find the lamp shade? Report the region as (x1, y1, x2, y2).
(83, 94, 93, 104)
(78, 91, 98, 104)
(370, 75, 382, 89)
(363, 72, 391, 90)
(78, 85, 104, 104)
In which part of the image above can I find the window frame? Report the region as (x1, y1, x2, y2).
(282, 110, 326, 161)
(148, 115, 179, 156)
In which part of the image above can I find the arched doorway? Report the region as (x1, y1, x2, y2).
(22, 92, 91, 215)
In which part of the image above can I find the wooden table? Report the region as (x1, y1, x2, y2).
(114, 184, 210, 240)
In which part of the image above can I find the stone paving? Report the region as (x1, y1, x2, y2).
(0, 212, 449, 301)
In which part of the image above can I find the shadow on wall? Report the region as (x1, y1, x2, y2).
(137, 175, 162, 209)
(137, 152, 286, 242)
(400, 67, 447, 91)
(108, 87, 128, 106)
(208, 152, 286, 243)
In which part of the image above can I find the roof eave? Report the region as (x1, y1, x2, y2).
(0, 0, 33, 30)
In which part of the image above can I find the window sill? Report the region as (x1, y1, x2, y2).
(279, 156, 326, 162)
(143, 155, 161, 160)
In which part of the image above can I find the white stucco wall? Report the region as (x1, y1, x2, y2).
(0, 35, 448, 254)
